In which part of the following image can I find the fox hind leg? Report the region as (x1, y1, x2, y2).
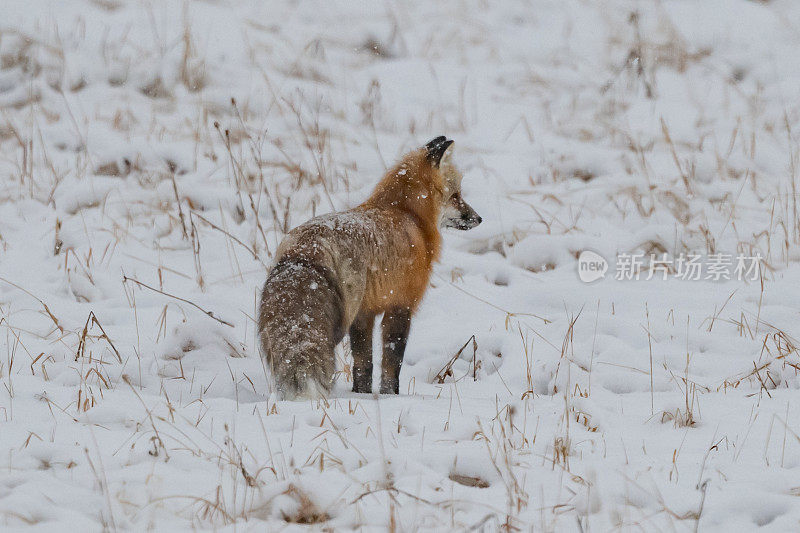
(380, 307, 411, 395)
(350, 312, 375, 393)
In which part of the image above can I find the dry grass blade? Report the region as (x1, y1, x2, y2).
(0, 277, 64, 334)
(122, 276, 234, 327)
(433, 335, 477, 384)
(191, 210, 262, 263)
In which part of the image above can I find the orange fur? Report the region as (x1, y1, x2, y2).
(357, 148, 443, 313)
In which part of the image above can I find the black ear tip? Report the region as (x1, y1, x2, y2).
(425, 135, 447, 149)
(424, 136, 453, 168)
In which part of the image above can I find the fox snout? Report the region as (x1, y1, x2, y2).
(430, 138, 481, 231)
(443, 194, 482, 230)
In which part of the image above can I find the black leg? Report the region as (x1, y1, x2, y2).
(380, 307, 411, 394)
(350, 313, 375, 393)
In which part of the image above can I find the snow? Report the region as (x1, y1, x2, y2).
(2, 0, 800, 529)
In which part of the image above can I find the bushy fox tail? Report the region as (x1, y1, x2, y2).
(258, 258, 344, 400)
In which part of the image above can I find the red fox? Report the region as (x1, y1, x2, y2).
(258, 137, 482, 399)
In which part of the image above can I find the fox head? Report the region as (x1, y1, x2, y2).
(425, 136, 482, 231)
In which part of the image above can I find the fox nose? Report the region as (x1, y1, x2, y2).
(465, 213, 482, 225)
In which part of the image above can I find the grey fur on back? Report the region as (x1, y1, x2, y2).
(258, 210, 390, 400)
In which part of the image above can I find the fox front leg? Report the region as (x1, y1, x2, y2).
(350, 312, 375, 393)
(380, 307, 411, 394)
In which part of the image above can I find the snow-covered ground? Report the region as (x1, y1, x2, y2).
(3, 0, 800, 529)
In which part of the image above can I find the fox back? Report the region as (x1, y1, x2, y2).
(259, 137, 481, 399)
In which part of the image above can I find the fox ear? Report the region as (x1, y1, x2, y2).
(425, 137, 453, 168)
